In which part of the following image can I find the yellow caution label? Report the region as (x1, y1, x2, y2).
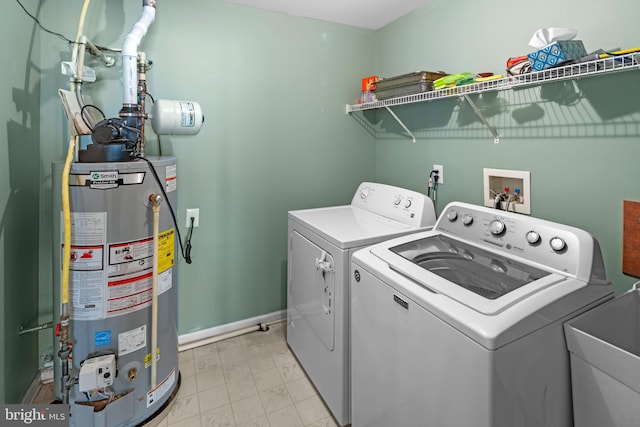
(157, 229, 175, 273)
(144, 348, 161, 368)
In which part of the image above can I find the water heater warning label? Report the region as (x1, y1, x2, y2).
(107, 272, 154, 316)
(65, 212, 107, 321)
(105, 229, 174, 317)
(157, 229, 175, 272)
(144, 348, 161, 368)
(147, 368, 176, 408)
(109, 237, 153, 265)
(106, 267, 172, 317)
(165, 165, 177, 193)
(69, 245, 104, 271)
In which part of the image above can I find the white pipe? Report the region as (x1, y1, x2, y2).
(122, 4, 156, 105)
(178, 320, 283, 352)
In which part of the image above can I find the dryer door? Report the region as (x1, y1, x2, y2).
(290, 231, 335, 351)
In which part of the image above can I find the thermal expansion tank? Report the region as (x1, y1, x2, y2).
(52, 156, 180, 426)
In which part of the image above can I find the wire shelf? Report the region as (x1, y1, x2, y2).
(346, 53, 640, 114)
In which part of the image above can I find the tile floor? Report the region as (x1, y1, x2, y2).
(156, 321, 340, 427)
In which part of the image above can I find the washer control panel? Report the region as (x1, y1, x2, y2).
(437, 202, 595, 276)
(352, 182, 437, 228)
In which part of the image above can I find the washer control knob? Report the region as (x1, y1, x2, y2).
(394, 196, 402, 206)
(360, 187, 370, 199)
(489, 219, 506, 235)
(550, 237, 567, 252)
(447, 210, 458, 222)
(462, 214, 473, 226)
(404, 198, 412, 209)
(526, 230, 541, 244)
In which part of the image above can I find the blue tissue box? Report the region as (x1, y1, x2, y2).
(527, 40, 587, 71)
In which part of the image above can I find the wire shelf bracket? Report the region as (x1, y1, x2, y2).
(462, 94, 500, 143)
(384, 106, 416, 143)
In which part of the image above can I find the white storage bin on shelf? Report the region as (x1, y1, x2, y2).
(564, 286, 640, 427)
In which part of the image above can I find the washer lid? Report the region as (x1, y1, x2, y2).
(371, 231, 570, 316)
(289, 205, 422, 249)
(390, 234, 548, 300)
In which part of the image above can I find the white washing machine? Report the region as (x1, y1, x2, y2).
(350, 202, 613, 427)
(287, 182, 437, 426)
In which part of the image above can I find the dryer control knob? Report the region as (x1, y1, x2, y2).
(447, 210, 458, 221)
(462, 214, 473, 226)
(550, 237, 567, 252)
(489, 219, 506, 235)
(404, 198, 412, 209)
(394, 196, 402, 206)
(360, 187, 370, 199)
(526, 230, 541, 244)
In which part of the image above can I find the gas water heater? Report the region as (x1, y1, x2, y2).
(52, 1, 203, 425)
(52, 157, 180, 426)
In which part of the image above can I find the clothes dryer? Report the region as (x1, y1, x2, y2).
(287, 182, 436, 426)
(350, 202, 613, 427)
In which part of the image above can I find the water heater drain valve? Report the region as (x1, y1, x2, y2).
(78, 354, 117, 392)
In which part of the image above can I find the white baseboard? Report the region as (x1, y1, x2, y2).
(178, 309, 286, 350)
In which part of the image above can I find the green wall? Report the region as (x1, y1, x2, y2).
(370, 0, 640, 294)
(0, 0, 42, 402)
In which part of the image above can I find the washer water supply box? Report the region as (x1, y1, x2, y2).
(564, 287, 640, 427)
(373, 71, 448, 100)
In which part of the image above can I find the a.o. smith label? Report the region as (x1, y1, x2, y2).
(1, 405, 69, 426)
(89, 171, 119, 189)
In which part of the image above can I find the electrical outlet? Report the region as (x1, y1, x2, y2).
(186, 208, 199, 228)
(433, 164, 444, 184)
